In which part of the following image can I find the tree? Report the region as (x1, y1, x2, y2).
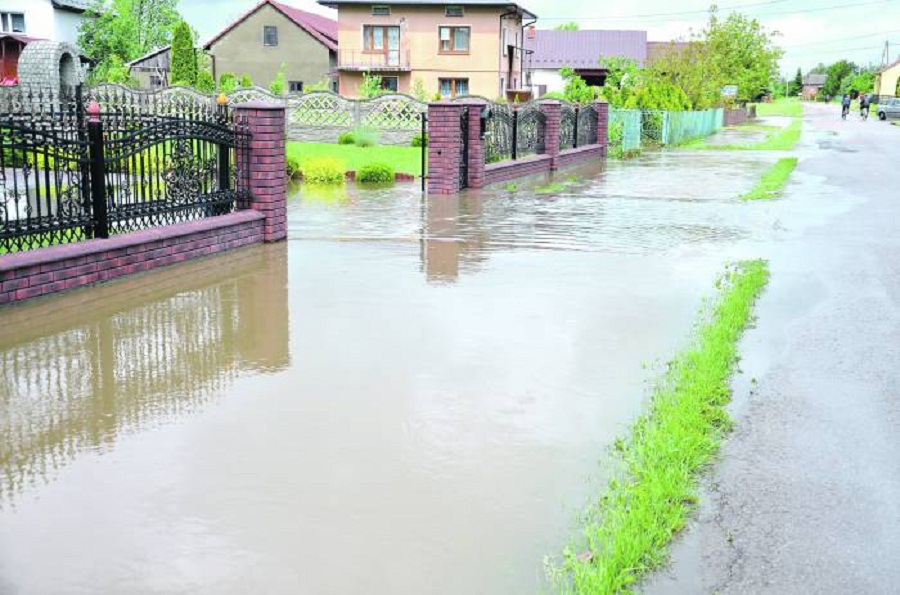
(218, 72, 237, 93)
(78, 0, 179, 83)
(555, 22, 579, 30)
(359, 72, 385, 98)
(170, 20, 197, 86)
(269, 63, 287, 95)
(789, 68, 803, 96)
(823, 60, 855, 97)
(646, 42, 723, 109)
(559, 66, 596, 104)
(704, 9, 783, 102)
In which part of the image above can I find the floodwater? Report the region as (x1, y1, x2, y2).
(0, 138, 846, 594)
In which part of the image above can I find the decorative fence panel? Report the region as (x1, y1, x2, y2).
(608, 108, 642, 155)
(661, 108, 724, 146)
(0, 85, 251, 254)
(559, 103, 577, 150)
(484, 103, 515, 163)
(576, 105, 599, 147)
(515, 102, 546, 159)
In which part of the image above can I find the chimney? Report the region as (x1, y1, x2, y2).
(527, 26, 536, 39)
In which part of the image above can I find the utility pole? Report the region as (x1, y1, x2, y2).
(882, 41, 890, 68)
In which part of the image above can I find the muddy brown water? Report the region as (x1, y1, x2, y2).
(0, 144, 848, 594)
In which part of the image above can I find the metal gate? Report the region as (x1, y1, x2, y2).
(459, 108, 469, 190)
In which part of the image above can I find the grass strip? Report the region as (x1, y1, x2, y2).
(693, 120, 801, 151)
(741, 158, 798, 201)
(286, 142, 423, 176)
(752, 98, 802, 118)
(552, 260, 770, 595)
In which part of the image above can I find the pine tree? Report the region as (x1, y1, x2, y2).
(790, 68, 803, 96)
(170, 20, 197, 87)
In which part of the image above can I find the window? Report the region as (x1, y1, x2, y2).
(289, 81, 304, 93)
(438, 26, 470, 54)
(381, 76, 399, 92)
(263, 25, 278, 47)
(149, 74, 164, 89)
(445, 5, 464, 17)
(439, 78, 468, 99)
(371, 5, 390, 15)
(0, 12, 26, 33)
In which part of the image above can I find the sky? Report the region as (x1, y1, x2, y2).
(181, 0, 900, 76)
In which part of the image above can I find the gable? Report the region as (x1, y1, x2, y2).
(204, 1, 337, 52)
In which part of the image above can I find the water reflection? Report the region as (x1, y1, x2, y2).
(0, 244, 289, 504)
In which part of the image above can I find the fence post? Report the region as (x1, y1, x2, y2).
(217, 95, 231, 192)
(594, 101, 609, 158)
(511, 109, 518, 161)
(426, 102, 463, 195)
(233, 101, 287, 242)
(466, 102, 487, 189)
(86, 101, 109, 239)
(539, 101, 562, 170)
(421, 111, 427, 192)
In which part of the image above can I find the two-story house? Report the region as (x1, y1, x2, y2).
(319, 0, 536, 99)
(0, 0, 88, 44)
(203, 0, 338, 93)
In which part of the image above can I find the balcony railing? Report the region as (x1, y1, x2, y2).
(337, 49, 411, 72)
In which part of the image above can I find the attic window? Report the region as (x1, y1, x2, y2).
(445, 5, 464, 17)
(263, 25, 278, 47)
(371, 5, 390, 15)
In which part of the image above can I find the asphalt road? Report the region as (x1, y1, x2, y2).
(645, 104, 900, 594)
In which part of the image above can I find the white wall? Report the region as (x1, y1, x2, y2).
(0, 0, 85, 43)
(530, 68, 563, 97)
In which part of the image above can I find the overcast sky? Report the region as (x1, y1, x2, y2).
(182, 0, 900, 76)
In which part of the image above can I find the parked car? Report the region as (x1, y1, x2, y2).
(876, 98, 900, 121)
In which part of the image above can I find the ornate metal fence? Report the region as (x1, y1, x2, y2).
(484, 103, 514, 163)
(1, 85, 251, 253)
(576, 105, 599, 147)
(515, 102, 546, 158)
(559, 103, 577, 150)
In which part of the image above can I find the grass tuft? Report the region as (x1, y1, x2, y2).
(752, 98, 803, 118)
(552, 260, 770, 595)
(286, 142, 423, 176)
(741, 158, 798, 201)
(693, 120, 801, 151)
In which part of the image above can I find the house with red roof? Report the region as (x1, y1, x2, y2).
(203, 0, 338, 93)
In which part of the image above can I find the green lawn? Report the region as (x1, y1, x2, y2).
(742, 157, 798, 200)
(551, 260, 770, 594)
(286, 142, 424, 176)
(691, 120, 802, 151)
(752, 97, 803, 118)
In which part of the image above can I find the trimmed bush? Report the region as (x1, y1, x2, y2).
(219, 72, 237, 94)
(356, 162, 395, 185)
(286, 154, 301, 180)
(352, 126, 379, 148)
(411, 133, 427, 147)
(338, 131, 356, 145)
(302, 157, 345, 185)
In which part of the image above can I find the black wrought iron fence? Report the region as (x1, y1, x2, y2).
(0, 86, 251, 254)
(484, 102, 547, 163)
(559, 103, 577, 150)
(576, 105, 599, 147)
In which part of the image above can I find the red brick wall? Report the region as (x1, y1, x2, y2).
(0, 211, 265, 305)
(235, 102, 287, 242)
(724, 108, 750, 127)
(427, 103, 464, 194)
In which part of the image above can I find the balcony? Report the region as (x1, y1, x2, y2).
(337, 49, 411, 72)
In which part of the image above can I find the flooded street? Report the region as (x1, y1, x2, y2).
(0, 129, 850, 594)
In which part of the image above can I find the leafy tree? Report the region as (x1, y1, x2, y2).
(558, 66, 597, 104)
(170, 20, 197, 86)
(555, 22, 579, 30)
(704, 9, 783, 102)
(359, 72, 385, 98)
(823, 60, 855, 97)
(646, 42, 722, 109)
(269, 63, 287, 95)
(78, 0, 179, 83)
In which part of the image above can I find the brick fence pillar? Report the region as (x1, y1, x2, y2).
(540, 101, 562, 170)
(234, 101, 286, 242)
(594, 101, 609, 158)
(427, 102, 464, 195)
(466, 102, 487, 189)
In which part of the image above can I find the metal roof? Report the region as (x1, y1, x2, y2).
(317, 0, 537, 20)
(51, 0, 91, 12)
(525, 29, 647, 70)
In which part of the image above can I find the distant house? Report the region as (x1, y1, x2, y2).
(128, 46, 171, 89)
(524, 29, 647, 97)
(203, 0, 338, 93)
(319, 0, 536, 100)
(874, 59, 900, 99)
(0, 0, 89, 83)
(802, 73, 827, 100)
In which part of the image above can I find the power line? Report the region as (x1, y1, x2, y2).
(784, 30, 900, 49)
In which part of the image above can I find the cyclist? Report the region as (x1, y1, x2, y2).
(859, 93, 870, 120)
(841, 94, 851, 119)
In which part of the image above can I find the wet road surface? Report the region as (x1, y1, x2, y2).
(0, 111, 867, 594)
(646, 104, 900, 593)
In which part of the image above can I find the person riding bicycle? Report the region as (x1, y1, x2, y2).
(841, 94, 851, 119)
(859, 93, 870, 119)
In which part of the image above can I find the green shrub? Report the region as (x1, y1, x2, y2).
(303, 157, 345, 185)
(411, 133, 427, 147)
(286, 154, 302, 180)
(353, 126, 379, 148)
(219, 72, 237, 94)
(338, 131, 356, 145)
(269, 63, 287, 95)
(356, 162, 395, 185)
(239, 74, 253, 88)
(195, 69, 215, 93)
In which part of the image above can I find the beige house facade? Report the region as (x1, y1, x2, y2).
(319, 0, 535, 99)
(204, 0, 338, 93)
(875, 59, 900, 98)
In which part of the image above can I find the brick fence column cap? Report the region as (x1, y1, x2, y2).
(233, 101, 286, 110)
